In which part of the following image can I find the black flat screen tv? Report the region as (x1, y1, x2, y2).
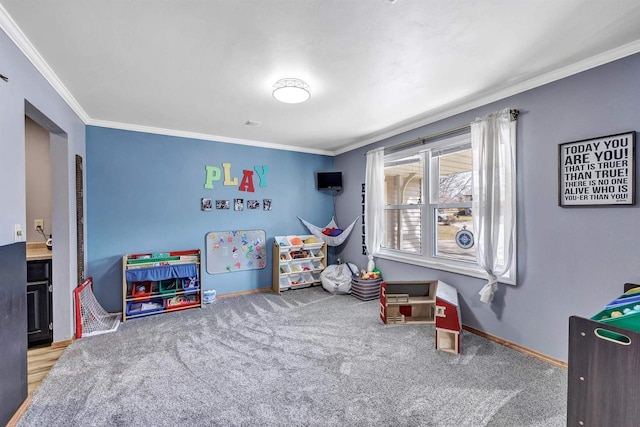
(317, 171, 342, 190)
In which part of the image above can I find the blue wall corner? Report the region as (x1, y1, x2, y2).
(86, 126, 334, 311)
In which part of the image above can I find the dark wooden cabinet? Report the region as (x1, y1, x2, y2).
(26, 260, 52, 347)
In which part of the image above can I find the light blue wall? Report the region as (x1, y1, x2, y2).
(335, 52, 640, 362)
(86, 126, 334, 312)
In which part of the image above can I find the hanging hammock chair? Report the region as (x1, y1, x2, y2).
(298, 216, 359, 247)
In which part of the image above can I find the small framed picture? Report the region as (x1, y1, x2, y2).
(234, 199, 244, 211)
(247, 200, 260, 209)
(216, 200, 230, 210)
(201, 198, 212, 211)
(263, 199, 272, 211)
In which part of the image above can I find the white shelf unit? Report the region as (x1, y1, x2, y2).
(272, 235, 327, 295)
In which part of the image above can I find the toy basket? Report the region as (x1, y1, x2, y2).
(163, 294, 199, 309)
(126, 298, 164, 316)
(181, 277, 200, 294)
(131, 281, 152, 301)
(592, 300, 640, 332)
(159, 278, 179, 296)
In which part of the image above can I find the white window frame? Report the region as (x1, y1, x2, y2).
(377, 133, 516, 285)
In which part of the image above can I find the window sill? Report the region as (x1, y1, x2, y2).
(375, 249, 516, 286)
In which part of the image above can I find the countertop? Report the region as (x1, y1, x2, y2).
(26, 242, 52, 261)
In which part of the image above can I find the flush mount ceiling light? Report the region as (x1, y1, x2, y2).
(272, 78, 311, 104)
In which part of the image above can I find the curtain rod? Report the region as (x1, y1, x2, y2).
(379, 109, 519, 155)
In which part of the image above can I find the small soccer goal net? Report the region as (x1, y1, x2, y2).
(73, 277, 121, 338)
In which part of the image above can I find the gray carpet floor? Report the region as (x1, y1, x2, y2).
(19, 287, 567, 426)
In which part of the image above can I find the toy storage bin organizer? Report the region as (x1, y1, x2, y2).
(272, 235, 327, 295)
(122, 249, 202, 321)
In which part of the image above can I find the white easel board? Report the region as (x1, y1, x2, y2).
(206, 230, 267, 274)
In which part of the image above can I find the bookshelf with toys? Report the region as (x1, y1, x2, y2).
(272, 235, 327, 295)
(122, 249, 202, 321)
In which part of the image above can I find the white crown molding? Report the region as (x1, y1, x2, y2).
(3, 0, 639, 157)
(88, 119, 335, 156)
(334, 38, 640, 156)
(0, 4, 90, 123)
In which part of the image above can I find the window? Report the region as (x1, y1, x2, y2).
(383, 154, 423, 254)
(378, 133, 516, 284)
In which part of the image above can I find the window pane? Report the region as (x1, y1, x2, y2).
(383, 208, 421, 254)
(439, 150, 472, 203)
(435, 208, 476, 262)
(385, 156, 423, 205)
(435, 149, 475, 262)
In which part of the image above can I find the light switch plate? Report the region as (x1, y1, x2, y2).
(14, 223, 24, 242)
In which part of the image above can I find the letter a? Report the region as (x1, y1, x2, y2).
(238, 170, 255, 192)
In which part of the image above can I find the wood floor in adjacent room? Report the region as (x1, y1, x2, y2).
(27, 344, 67, 395)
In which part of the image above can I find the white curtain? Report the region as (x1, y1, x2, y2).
(364, 147, 385, 271)
(471, 109, 516, 303)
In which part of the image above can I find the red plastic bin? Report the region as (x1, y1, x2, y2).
(131, 281, 152, 301)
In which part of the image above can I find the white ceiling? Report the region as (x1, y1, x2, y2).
(2, 1, 640, 155)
